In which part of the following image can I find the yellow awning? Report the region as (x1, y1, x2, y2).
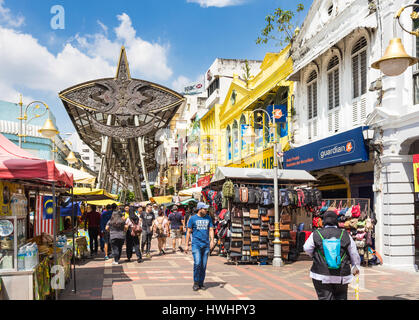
(86, 199, 121, 206)
(150, 195, 173, 205)
(71, 188, 118, 201)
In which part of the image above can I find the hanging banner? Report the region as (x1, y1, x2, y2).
(266, 104, 288, 123)
(414, 154, 419, 193)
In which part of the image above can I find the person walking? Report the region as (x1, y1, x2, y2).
(105, 211, 127, 265)
(85, 205, 101, 257)
(303, 211, 361, 300)
(125, 207, 143, 263)
(140, 204, 155, 258)
(123, 204, 130, 220)
(153, 208, 169, 255)
(168, 205, 184, 253)
(100, 204, 114, 260)
(185, 202, 215, 291)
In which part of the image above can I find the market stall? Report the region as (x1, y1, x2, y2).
(0, 133, 73, 300)
(206, 167, 318, 264)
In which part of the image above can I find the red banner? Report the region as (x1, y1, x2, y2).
(197, 175, 213, 188)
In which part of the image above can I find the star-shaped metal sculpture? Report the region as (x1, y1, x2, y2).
(59, 46, 184, 139)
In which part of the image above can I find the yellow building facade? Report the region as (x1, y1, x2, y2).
(200, 45, 294, 171)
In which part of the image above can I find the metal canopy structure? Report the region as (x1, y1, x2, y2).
(59, 46, 184, 201)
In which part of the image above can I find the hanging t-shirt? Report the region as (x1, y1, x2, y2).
(187, 214, 214, 247)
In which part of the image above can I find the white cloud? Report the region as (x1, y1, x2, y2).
(0, 0, 24, 27)
(97, 20, 108, 35)
(172, 75, 191, 93)
(186, 0, 245, 8)
(0, 8, 174, 109)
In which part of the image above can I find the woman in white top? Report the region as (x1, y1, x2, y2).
(153, 209, 169, 255)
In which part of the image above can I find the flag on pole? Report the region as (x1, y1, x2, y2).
(35, 195, 54, 236)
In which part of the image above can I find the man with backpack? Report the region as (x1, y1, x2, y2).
(303, 211, 360, 300)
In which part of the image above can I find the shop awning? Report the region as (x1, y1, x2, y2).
(150, 195, 173, 205)
(55, 163, 96, 186)
(210, 167, 317, 184)
(70, 187, 118, 201)
(178, 186, 202, 197)
(85, 199, 121, 206)
(0, 133, 73, 187)
(180, 198, 198, 206)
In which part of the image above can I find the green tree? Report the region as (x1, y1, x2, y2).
(242, 59, 251, 86)
(256, 3, 304, 47)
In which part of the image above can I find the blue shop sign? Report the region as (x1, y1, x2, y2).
(283, 126, 369, 171)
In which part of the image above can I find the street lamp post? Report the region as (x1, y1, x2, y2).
(243, 108, 284, 267)
(17, 95, 49, 148)
(372, 3, 419, 76)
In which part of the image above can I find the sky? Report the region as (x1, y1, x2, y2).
(0, 0, 313, 134)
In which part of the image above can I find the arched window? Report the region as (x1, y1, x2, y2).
(307, 70, 318, 120)
(226, 125, 231, 162)
(327, 56, 340, 110)
(351, 37, 367, 99)
(351, 37, 368, 124)
(307, 70, 318, 139)
(232, 120, 239, 160)
(239, 114, 246, 157)
(327, 55, 341, 133)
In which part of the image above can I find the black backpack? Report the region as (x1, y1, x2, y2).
(233, 185, 241, 203)
(313, 189, 322, 206)
(247, 187, 256, 204)
(302, 189, 310, 206)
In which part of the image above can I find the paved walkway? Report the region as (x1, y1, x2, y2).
(60, 240, 419, 300)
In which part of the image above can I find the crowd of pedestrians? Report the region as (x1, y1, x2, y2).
(83, 202, 215, 291)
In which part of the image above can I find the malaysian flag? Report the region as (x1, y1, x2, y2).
(35, 195, 54, 236)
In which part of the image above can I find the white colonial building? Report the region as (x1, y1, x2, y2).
(287, 0, 419, 271)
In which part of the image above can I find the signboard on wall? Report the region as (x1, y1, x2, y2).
(413, 154, 419, 193)
(183, 82, 204, 95)
(283, 126, 369, 171)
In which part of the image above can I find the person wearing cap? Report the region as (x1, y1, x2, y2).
(303, 211, 361, 300)
(185, 202, 215, 291)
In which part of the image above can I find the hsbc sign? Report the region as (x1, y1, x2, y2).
(183, 82, 204, 95)
(319, 140, 355, 160)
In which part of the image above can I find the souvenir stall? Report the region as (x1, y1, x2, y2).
(66, 188, 119, 261)
(0, 133, 73, 300)
(313, 198, 379, 266)
(206, 167, 318, 265)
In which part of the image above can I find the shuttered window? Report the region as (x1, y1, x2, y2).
(352, 37, 367, 99)
(327, 56, 340, 110)
(307, 70, 318, 120)
(413, 2, 419, 104)
(307, 70, 318, 139)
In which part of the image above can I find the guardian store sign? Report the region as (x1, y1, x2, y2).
(283, 127, 369, 171)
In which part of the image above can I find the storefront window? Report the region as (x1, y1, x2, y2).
(239, 115, 247, 157)
(226, 125, 232, 162)
(232, 120, 239, 160)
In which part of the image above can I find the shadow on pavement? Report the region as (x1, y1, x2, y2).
(203, 281, 226, 289)
(377, 293, 419, 300)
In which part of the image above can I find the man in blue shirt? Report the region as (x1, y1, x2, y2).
(185, 202, 214, 291)
(100, 204, 114, 260)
